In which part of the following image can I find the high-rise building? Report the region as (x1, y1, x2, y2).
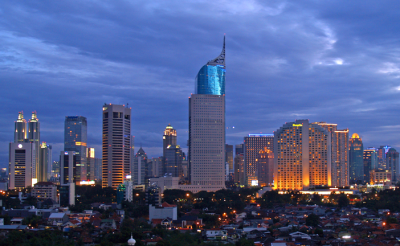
(38, 142, 51, 182)
(256, 147, 274, 187)
(164, 145, 183, 179)
(225, 144, 234, 173)
(187, 36, 226, 192)
(377, 146, 391, 170)
(28, 112, 40, 181)
(52, 161, 60, 178)
(234, 154, 245, 185)
(235, 144, 244, 156)
(94, 158, 102, 182)
(14, 112, 27, 143)
(363, 148, 378, 183)
(244, 134, 274, 186)
(133, 147, 147, 185)
(349, 133, 364, 183)
(314, 122, 349, 187)
(9, 142, 34, 189)
(162, 124, 178, 175)
(149, 157, 162, 178)
(386, 148, 399, 183)
(86, 147, 96, 181)
(274, 120, 331, 190)
(102, 104, 131, 189)
(64, 116, 87, 183)
(60, 151, 77, 185)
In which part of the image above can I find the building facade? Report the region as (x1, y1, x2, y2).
(315, 122, 349, 187)
(256, 147, 274, 187)
(187, 37, 226, 192)
(64, 116, 87, 183)
(386, 148, 399, 183)
(9, 142, 34, 189)
(363, 148, 378, 183)
(102, 104, 131, 189)
(244, 134, 274, 186)
(60, 151, 77, 185)
(133, 147, 147, 185)
(274, 120, 331, 190)
(349, 133, 364, 183)
(164, 145, 183, 178)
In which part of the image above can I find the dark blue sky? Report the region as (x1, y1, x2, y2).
(1, 0, 400, 166)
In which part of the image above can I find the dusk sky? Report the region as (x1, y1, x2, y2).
(1, 1, 400, 166)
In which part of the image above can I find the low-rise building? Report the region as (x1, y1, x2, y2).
(48, 213, 69, 226)
(149, 202, 177, 221)
(31, 182, 57, 201)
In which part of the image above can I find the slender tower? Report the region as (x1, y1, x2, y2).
(188, 36, 226, 192)
(28, 111, 40, 181)
(14, 112, 27, 143)
(102, 104, 131, 189)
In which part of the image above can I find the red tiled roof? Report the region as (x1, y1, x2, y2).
(162, 202, 176, 207)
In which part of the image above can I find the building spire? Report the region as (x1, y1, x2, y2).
(207, 35, 225, 68)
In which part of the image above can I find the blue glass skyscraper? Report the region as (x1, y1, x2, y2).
(195, 36, 226, 95)
(188, 36, 226, 192)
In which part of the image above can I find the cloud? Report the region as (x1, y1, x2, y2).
(0, 0, 400, 167)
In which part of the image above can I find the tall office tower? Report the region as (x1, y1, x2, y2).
(163, 124, 177, 156)
(64, 116, 87, 183)
(256, 147, 274, 187)
(244, 134, 274, 186)
(102, 104, 131, 189)
(28, 111, 40, 182)
(274, 120, 331, 190)
(52, 161, 60, 178)
(386, 148, 399, 183)
(234, 154, 245, 185)
(315, 122, 349, 187)
(38, 142, 50, 182)
(14, 112, 27, 143)
(150, 157, 162, 177)
(225, 144, 233, 172)
(60, 151, 77, 184)
(164, 145, 183, 178)
(363, 148, 378, 183)
(46, 145, 52, 180)
(162, 124, 177, 174)
(86, 147, 95, 181)
(94, 158, 102, 182)
(9, 142, 34, 189)
(133, 147, 147, 185)
(235, 144, 244, 155)
(378, 146, 391, 169)
(187, 36, 226, 192)
(349, 133, 364, 183)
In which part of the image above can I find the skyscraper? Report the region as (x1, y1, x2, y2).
(314, 122, 349, 187)
(38, 142, 51, 182)
(64, 116, 87, 182)
(274, 120, 331, 190)
(349, 133, 364, 183)
(86, 147, 96, 181)
(363, 148, 378, 183)
(234, 154, 245, 186)
(133, 147, 147, 185)
(386, 148, 399, 183)
(244, 134, 274, 186)
(102, 104, 131, 189)
(28, 112, 40, 181)
(377, 146, 391, 169)
(225, 144, 233, 174)
(162, 124, 178, 175)
(60, 151, 77, 184)
(9, 142, 34, 189)
(164, 145, 183, 178)
(14, 112, 27, 143)
(187, 36, 226, 192)
(256, 147, 274, 187)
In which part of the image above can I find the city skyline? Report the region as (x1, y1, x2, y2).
(1, 1, 400, 167)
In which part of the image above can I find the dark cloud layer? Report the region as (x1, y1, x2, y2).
(1, 0, 400, 166)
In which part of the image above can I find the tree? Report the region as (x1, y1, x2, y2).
(337, 194, 349, 208)
(306, 213, 320, 227)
